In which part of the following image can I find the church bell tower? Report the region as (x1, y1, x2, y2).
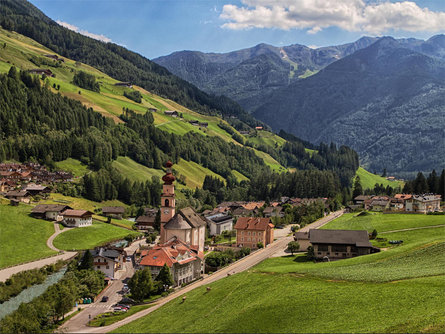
(160, 160, 175, 243)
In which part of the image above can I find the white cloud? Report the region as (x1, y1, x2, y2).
(220, 0, 445, 34)
(56, 20, 112, 43)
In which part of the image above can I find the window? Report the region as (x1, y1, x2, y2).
(252, 232, 256, 236)
(332, 245, 347, 252)
(318, 244, 328, 252)
(106, 266, 109, 269)
(97, 266, 100, 269)
(165, 199, 169, 207)
(241, 237, 244, 241)
(248, 231, 251, 236)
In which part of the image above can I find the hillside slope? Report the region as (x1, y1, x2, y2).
(254, 37, 445, 174)
(154, 37, 378, 111)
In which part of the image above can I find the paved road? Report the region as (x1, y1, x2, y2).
(299, 210, 345, 232)
(0, 222, 77, 282)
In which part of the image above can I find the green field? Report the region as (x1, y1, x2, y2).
(0, 204, 57, 268)
(246, 131, 286, 149)
(113, 213, 445, 333)
(89, 304, 153, 327)
(52, 220, 140, 251)
(41, 193, 128, 213)
(174, 159, 226, 189)
(112, 156, 165, 183)
(231, 170, 249, 183)
(321, 212, 445, 233)
(55, 158, 90, 177)
(356, 167, 404, 190)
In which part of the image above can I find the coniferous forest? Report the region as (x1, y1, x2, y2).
(0, 67, 359, 206)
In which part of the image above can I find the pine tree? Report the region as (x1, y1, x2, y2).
(156, 264, 174, 288)
(78, 250, 93, 270)
(352, 176, 363, 198)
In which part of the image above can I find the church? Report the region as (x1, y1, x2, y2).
(139, 161, 206, 286)
(159, 161, 206, 252)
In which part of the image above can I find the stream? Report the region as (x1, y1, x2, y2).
(0, 267, 67, 321)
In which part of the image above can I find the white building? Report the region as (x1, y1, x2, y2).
(61, 209, 93, 227)
(405, 195, 442, 213)
(92, 248, 125, 279)
(205, 213, 233, 236)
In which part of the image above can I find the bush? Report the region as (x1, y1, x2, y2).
(257, 242, 264, 249)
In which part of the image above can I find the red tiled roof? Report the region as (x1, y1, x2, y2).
(234, 217, 273, 231)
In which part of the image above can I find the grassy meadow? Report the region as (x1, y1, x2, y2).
(113, 213, 445, 333)
(52, 220, 140, 251)
(0, 204, 57, 268)
(55, 158, 90, 178)
(355, 167, 404, 189)
(321, 212, 445, 233)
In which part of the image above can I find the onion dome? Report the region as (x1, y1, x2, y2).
(165, 161, 173, 168)
(162, 172, 176, 185)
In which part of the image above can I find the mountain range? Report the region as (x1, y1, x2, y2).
(155, 36, 445, 175)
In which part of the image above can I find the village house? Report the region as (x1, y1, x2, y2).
(309, 229, 375, 260)
(28, 69, 54, 77)
(198, 122, 208, 128)
(148, 108, 157, 112)
(255, 126, 263, 130)
(189, 120, 199, 126)
(293, 231, 311, 251)
(31, 204, 72, 220)
(205, 213, 233, 236)
(139, 237, 203, 286)
(61, 209, 93, 227)
(353, 195, 372, 206)
(160, 161, 206, 252)
(238, 130, 250, 135)
(234, 217, 274, 249)
(405, 194, 442, 213)
(135, 215, 156, 231)
(389, 198, 405, 211)
(369, 199, 390, 211)
(92, 248, 125, 279)
(264, 206, 284, 218)
(5, 190, 31, 203)
(164, 110, 179, 117)
(102, 206, 125, 220)
(22, 183, 51, 196)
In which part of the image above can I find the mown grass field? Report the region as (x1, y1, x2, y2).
(356, 167, 404, 189)
(89, 304, 153, 327)
(52, 220, 140, 251)
(112, 156, 165, 183)
(0, 204, 57, 268)
(55, 158, 90, 177)
(246, 131, 286, 148)
(114, 215, 445, 333)
(41, 193, 128, 213)
(320, 212, 445, 233)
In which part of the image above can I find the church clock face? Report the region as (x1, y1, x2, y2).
(164, 208, 169, 214)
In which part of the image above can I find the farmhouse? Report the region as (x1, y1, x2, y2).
(102, 206, 125, 219)
(198, 122, 208, 128)
(405, 195, 441, 213)
(294, 231, 311, 251)
(148, 108, 157, 112)
(139, 237, 203, 286)
(28, 69, 54, 77)
(353, 195, 371, 206)
(309, 229, 375, 260)
(189, 120, 199, 126)
(43, 54, 64, 62)
(5, 190, 31, 203)
(92, 248, 125, 279)
(205, 213, 233, 236)
(370, 199, 390, 211)
(61, 209, 93, 227)
(235, 217, 274, 249)
(135, 215, 156, 231)
(31, 204, 72, 220)
(23, 183, 50, 196)
(114, 82, 133, 88)
(164, 110, 179, 117)
(160, 161, 206, 252)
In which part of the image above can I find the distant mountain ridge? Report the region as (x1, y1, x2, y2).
(253, 36, 445, 174)
(153, 37, 379, 111)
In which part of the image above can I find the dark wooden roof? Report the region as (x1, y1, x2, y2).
(102, 206, 125, 214)
(32, 204, 72, 213)
(309, 229, 372, 247)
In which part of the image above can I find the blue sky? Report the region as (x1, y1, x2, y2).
(29, 0, 445, 59)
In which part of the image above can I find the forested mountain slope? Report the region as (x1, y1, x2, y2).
(253, 37, 445, 174)
(154, 37, 378, 111)
(0, 0, 261, 127)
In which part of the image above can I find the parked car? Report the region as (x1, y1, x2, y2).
(126, 256, 132, 262)
(101, 296, 109, 302)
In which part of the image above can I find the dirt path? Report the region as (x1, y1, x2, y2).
(380, 224, 445, 234)
(0, 222, 77, 282)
